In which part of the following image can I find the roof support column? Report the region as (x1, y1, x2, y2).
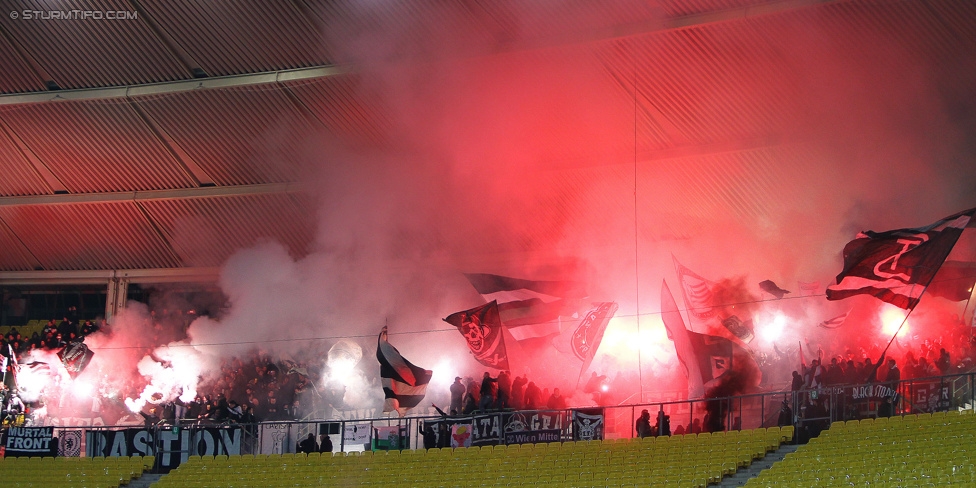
(105, 275, 129, 321)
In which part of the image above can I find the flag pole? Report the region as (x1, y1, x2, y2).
(827, 208, 976, 378)
(961, 284, 976, 339)
(868, 263, 947, 382)
(866, 309, 913, 383)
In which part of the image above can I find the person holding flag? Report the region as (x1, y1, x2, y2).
(826, 206, 976, 390)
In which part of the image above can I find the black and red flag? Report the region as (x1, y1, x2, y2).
(444, 301, 515, 370)
(457, 274, 617, 375)
(826, 207, 976, 309)
(661, 280, 761, 399)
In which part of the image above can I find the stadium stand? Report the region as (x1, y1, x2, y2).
(747, 410, 975, 487)
(0, 322, 44, 340)
(0, 455, 154, 488)
(154, 427, 792, 488)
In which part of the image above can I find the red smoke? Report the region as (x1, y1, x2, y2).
(26, 1, 974, 421)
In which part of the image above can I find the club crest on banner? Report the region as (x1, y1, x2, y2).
(572, 409, 605, 441)
(503, 413, 529, 433)
(58, 430, 83, 457)
(461, 314, 495, 355)
(673, 258, 756, 343)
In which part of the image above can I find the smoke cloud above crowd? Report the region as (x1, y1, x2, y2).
(31, 1, 975, 420)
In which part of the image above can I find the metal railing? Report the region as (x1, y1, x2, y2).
(25, 370, 975, 472)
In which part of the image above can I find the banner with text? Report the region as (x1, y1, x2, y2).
(427, 410, 570, 447)
(503, 429, 560, 444)
(259, 423, 295, 455)
(913, 381, 951, 412)
(85, 427, 241, 469)
(342, 422, 371, 451)
(3, 427, 58, 457)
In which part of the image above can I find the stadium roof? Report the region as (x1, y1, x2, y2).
(1, 0, 975, 281)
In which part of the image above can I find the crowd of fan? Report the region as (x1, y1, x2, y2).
(1, 316, 102, 424)
(1, 311, 341, 426)
(171, 355, 323, 425)
(792, 339, 965, 392)
(134, 310, 349, 425)
(4, 308, 976, 429)
(1, 317, 101, 358)
(769, 333, 976, 442)
(758, 312, 976, 386)
(440, 370, 601, 417)
(127, 346, 353, 428)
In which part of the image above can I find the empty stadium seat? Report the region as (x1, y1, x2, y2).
(149, 426, 792, 487)
(0, 455, 153, 488)
(747, 411, 976, 487)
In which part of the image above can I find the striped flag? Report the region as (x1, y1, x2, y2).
(376, 326, 432, 415)
(826, 207, 976, 309)
(662, 281, 707, 399)
(673, 257, 755, 343)
(818, 310, 851, 329)
(464, 273, 585, 341)
(6, 344, 19, 386)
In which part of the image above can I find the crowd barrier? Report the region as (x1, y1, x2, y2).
(6, 370, 973, 472)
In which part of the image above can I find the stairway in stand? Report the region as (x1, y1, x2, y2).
(126, 473, 164, 488)
(717, 444, 799, 487)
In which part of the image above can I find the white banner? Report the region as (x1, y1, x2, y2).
(259, 423, 294, 455)
(343, 422, 370, 450)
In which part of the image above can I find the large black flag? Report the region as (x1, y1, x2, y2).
(377, 326, 432, 415)
(826, 207, 976, 309)
(444, 301, 515, 370)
